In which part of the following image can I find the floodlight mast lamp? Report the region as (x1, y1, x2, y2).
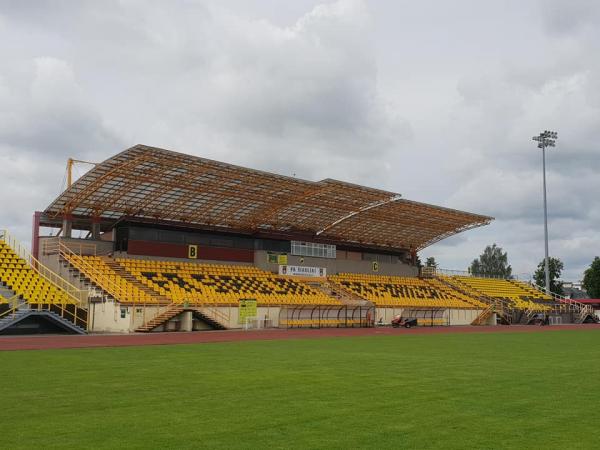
(532, 130, 558, 295)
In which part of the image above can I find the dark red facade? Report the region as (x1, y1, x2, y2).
(127, 240, 254, 263)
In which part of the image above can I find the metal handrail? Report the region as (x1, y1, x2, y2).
(1, 230, 88, 307)
(435, 267, 530, 281)
(58, 242, 125, 303)
(531, 282, 595, 317)
(1, 230, 89, 328)
(437, 274, 516, 320)
(0, 294, 27, 320)
(0, 287, 87, 328)
(59, 247, 232, 328)
(42, 237, 99, 257)
(197, 304, 230, 324)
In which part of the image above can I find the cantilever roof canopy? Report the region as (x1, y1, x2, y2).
(42, 145, 493, 251)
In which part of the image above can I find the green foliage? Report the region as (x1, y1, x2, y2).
(469, 244, 512, 278)
(534, 257, 564, 295)
(2, 332, 600, 449)
(425, 256, 437, 268)
(583, 257, 600, 298)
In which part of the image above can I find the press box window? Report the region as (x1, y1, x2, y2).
(291, 241, 336, 259)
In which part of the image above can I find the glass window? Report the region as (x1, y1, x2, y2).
(291, 241, 336, 259)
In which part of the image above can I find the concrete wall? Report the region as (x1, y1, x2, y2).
(88, 303, 487, 333)
(89, 302, 175, 333)
(254, 250, 418, 276)
(114, 250, 417, 277)
(38, 252, 63, 276)
(448, 308, 482, 325)
(89, 301, 140, 333)
(114, 252, 255, 266)
(88, 304, 283, 332)
(38, 236, 113, 256)
(216, 306, 280, 329)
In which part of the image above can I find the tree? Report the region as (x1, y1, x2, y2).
(425, 257, 438, 268)
(533, 257, 564, 296)
(469, 244, 512, 278)
(583, 257, 600, 299)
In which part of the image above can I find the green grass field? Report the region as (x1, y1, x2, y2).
(1, 330, 599, 449)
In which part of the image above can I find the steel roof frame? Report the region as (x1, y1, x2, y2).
(43, 145, 493, 251)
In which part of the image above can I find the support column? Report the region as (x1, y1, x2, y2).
(180, 311, 193, 332)
(91, 216, 101, 240)
(31, 211, 41, 259)
(62, 213, 73, 239)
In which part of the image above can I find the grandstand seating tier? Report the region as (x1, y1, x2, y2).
(447, 276, 552, 311)
(70, 257, 340, 306)
(0, 241, 76, 305)
(61, 255, 552, 312)
(329, 273, 487, 309)
(65, 254, 157, 304)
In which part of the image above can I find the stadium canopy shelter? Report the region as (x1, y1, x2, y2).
(37, 144, 492, 258)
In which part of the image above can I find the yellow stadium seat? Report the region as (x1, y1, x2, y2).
(328, 273, 485, 309)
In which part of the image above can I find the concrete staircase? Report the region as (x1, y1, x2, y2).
(102, 258, 171, 304)
(312, 280, 372, 307)
(192, 309, 228, 330)
(136, 304, 184, 332)
(0, 284, 15, 301)
(58, 254, 169, 304)
(135, 304, 228, 332)
(59, 258, 109, 300)
(0, 307, 87, 335)
(0, 280, 88, 332)
(471, 305, 493, 326)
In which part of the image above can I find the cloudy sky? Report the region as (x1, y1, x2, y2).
(1, 0, 598, 280)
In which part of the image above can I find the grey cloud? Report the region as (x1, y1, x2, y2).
(0, 0, 598, 282)
(542, 0, 600, 36)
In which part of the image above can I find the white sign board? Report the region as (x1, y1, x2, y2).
(278, 265, 327, 277)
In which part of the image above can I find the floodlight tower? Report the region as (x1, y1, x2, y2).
(532, 130, 558, 294)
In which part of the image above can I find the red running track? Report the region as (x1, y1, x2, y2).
(0, 324, 598, 351)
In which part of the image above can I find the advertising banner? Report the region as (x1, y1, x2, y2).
(278, 265, 327, 277)
(239, 299, 257, 324)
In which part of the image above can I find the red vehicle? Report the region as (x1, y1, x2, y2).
(391, 315, 418, 328)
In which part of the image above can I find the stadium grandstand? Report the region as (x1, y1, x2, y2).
(0, 144, 597, 334)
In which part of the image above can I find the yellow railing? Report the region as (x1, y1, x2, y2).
(134, 302, 231, 331)
(57, 241, 128, 304)
(0, 298, 88, 330)
(57, 246, 232, 328)
(0, 294, 27, 320)
(1, 230, 89, 307)
(197, 305, 230, 325)
(42, 237, 99, 257)
(1, 231, 89, 330)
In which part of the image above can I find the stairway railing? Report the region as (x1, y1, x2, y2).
(0, 294, 27, 320)
(55, 239, 128, 304)
(136, 303, 183, 330)
(436, 275, 515, 323)
(1, 230, 88, 329)
(103, 258, 171, 303)
(471, 304, 493, 325)
(136, 303, 231, 331)
(317, 279, 369, 306)
(530, 282, 595, 320)
(1, 230, 88, 306)
(195, 305, 230, 326)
